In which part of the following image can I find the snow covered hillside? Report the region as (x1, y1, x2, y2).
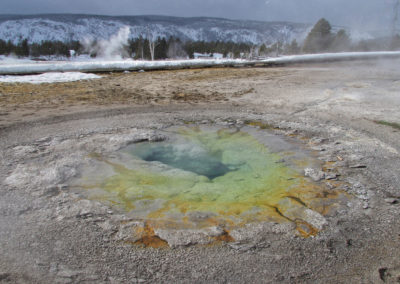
(0, 14, 311, 45)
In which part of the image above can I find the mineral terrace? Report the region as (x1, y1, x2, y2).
(0, 60, 399, 283)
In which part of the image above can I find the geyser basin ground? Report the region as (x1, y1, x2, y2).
(75, 126, 343, 242)
(3, 62, 399, 283)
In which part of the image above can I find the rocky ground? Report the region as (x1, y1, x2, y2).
(0, 59, 400, 283)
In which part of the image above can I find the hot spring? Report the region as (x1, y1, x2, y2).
(75, 125, 343, 238)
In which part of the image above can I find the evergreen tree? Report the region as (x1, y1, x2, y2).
(331, 29, 351, 52)
(144, 39, 152, 59)
(0, 39, 7, 55)
(303, 18, 333, 53)
(6, 41, 13, 54)
(167, 37, 187, 59)
(269, 41, 283, 56)
(258, 44, 268, 56)
(15, 39, 29, 57)
(129, 37, 144, 59)
(155, 37, 168, 59)
(284, 39, 300, 54)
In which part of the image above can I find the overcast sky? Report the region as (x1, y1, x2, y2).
(0, 0, 397, 30)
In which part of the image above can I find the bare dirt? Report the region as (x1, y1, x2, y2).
(0, 60, 399, 283)
(0, 68, 261, 128)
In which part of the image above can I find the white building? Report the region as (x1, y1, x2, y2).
(193, 52, 212, 59)
(193, 52, 224, 59)
(212, 53, 224, 59)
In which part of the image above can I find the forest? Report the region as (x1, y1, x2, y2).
(1, 18, 399, 59)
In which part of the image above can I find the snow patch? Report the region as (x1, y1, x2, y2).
(0, 58, 247, 74)
(0, 72, 101, 84)
(1, 51, 400, 75)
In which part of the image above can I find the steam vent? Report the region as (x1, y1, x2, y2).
(76, 126, 345, 247)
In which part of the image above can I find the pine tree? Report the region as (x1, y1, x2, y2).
(0, 39, 7, 55)
(331, 29, 351, 52)
(155, 37, 168, 59)
(303, 18, 333, 53)
(167, 37, 187, 59)
(284, 39, 300, 55)
(6, 40, 14, 54)
(15, 39, 30, 57)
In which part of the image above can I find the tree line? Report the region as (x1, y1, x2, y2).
(0, 36, 253, 59)
(0, 36, 254, 59)
(0, 39, 81, 57)
(126, 37, 255, 59)
(1, 18, 400, 59)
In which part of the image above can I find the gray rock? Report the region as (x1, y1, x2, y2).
(114, 221, 146, 242)
(308, 137, 328, 145)
(304, 168, 325, 182)
(131, 278, 147, 283)
(0, 273, 11, 281)
(35, 136, 52, 144)
(96, 219, 117, 233)
(325, 173, 338, 180)
(384, 198, 398, 204)
(295, 208, 327, 230)
(310, 145, 326, 152)
(57, 184, 68, 191)
(349, 164, 367, 169)
(154, 226, 224, 247)
(230, 222, 295, 243)
(12, 145, 38, 157)
(57, 267, 81, 278)
(228, 242, 256, 252)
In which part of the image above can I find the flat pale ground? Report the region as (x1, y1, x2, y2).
(0, 59, 399, 283)
(1, 60, 400, 130)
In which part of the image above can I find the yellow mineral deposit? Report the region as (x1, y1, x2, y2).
(82, 127, 344, 243)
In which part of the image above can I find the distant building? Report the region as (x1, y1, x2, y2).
(212, 53, 223, 59)
(193, 52, 212, 59)
(193, 52, 224, 59)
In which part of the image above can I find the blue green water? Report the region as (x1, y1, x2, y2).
(130, 142, 234, 179)
(78, 126, 340, 235)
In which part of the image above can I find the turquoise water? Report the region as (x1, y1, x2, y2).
(130, 142, 235, 179)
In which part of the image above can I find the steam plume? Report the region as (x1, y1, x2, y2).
(82, 26, 131, 60)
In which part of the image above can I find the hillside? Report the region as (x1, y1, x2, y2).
(0, 14, 311, 44)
